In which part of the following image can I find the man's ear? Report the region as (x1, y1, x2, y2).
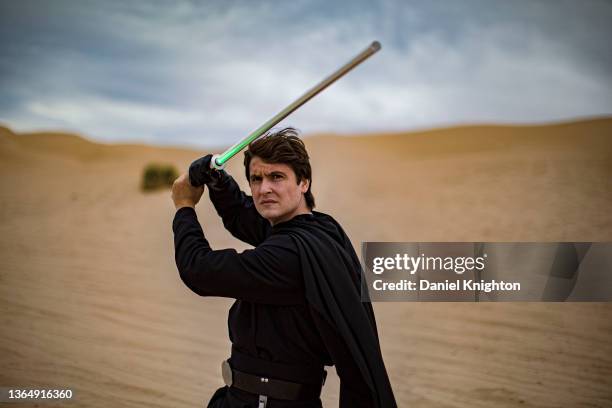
(300, 178, 310, 193)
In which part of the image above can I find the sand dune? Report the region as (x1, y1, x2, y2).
(1, 119, 611, 407)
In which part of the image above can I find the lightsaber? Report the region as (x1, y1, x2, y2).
(210, 41, 381, 170)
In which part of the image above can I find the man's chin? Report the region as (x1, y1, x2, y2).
(258, 208, 278, 221)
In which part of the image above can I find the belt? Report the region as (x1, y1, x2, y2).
(221, 359, 326, 401)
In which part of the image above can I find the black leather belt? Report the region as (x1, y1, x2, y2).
(221, 359, 326, 401)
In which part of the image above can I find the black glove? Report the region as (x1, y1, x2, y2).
(189, 154, 226, 187)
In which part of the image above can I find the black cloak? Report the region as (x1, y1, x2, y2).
(275, 212, 397, 408)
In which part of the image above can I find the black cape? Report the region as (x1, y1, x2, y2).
(275, 212, 397, 408)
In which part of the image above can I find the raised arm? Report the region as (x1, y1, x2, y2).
(172, 207, 304, 304)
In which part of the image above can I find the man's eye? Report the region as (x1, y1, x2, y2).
(272, 174, 283, 180)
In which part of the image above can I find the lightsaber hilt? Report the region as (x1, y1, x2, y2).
(210, 41, 381, 170)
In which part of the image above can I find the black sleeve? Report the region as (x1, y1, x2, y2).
(311, 310, 374, 407)
(206, 172, 271, 247)
(172, 207, 304, 305)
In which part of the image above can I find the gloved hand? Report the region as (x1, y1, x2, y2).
(189, 154, 216, 187)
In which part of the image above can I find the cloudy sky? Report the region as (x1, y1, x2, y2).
(1, 0, 611, 147)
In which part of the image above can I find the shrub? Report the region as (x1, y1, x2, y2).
(141, 163, 179, 191)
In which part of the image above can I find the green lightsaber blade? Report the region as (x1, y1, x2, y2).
(211, 41, 381, 169)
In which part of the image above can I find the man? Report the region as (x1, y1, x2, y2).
(171, 127, 396, 407)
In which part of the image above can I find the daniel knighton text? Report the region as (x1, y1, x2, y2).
(360, 242, 612, 302)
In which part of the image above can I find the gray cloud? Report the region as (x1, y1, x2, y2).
(0, 0, 611, 147)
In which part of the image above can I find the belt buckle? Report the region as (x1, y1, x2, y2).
(221, 359, 233, 386)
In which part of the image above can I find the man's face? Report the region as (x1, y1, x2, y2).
(248, 156, 309, 226)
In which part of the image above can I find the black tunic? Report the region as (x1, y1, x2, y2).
(172, 174, 393, 407)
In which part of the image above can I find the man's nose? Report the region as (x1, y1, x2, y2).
(261, 178, 274, 193)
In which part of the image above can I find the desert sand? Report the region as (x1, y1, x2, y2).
(1, 118, 611, 407)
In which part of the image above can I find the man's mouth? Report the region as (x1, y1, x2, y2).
(261, 200, 277, 204)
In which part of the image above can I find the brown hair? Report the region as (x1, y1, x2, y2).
(244, 127, 315, 209)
